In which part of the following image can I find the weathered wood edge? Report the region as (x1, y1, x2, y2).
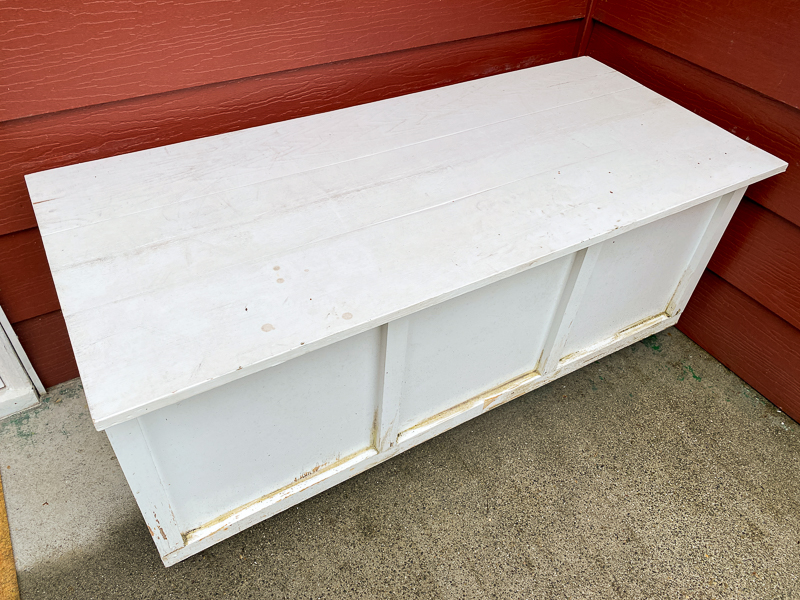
(159, 310, 678, 566)
(90, 168, 784, 431)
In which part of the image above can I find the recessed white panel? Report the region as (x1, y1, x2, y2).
(398, 254, 573, 432)
(137, 328, 381, 532)
(561, 199, 718, 359)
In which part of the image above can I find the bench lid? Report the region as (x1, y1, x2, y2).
(25, 57, 786, 430)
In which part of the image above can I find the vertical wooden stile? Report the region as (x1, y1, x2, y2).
(538, 244, 603, 375)
(666, 188, 746, 316)
(375, 318, 409, 452)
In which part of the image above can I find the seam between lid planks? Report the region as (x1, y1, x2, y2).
(24, 57, 787, 430)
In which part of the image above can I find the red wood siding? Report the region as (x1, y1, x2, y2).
(12, 311, 79, 389)
(0, 228, 59, 323)
(585, 17, 800, 422)
(709, 199, 800, 332)
(679, 272, 800, 420)
(0, 0, 583, 121)
(593, 0, 800, 110)
(0, 3, 582, 388)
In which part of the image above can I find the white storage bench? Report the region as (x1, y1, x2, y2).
(25, 57, 785, 566)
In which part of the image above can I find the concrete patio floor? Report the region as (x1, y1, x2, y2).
(2, 327, 799, 599)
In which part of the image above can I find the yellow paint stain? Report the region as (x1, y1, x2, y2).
(482, 369, 541, 410)
(182, 447, 370, 544)
(0, 472, 20, 600)
(409, 396, 479, 433)
(560, 313, 668, 365)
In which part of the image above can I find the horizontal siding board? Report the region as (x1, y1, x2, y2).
(0, 21, 579, 237)
(0, 228, 60, 323)
(586, 23, 800, 228)
(709, 199, 800, 331)
(677, 272, 800, 423)
(593, 0, 800, 110)
(0, 0, 584, 121)
(12, 310, 79, 389)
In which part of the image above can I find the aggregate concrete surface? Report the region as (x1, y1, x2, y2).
(1, 328, 798, 599)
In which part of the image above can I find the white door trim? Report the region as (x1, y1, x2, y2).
(0, 305, 43, 419)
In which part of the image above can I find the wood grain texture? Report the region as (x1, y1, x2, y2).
(708, 199, 800, 331)
(25, 57, 784, 428)
(0, 21, 579, 238)
(1, 22, 578, 388)
(11, 311, 78, 389)
(0, 0, 584, 121)
(0, 228, 59, 324)
(677, 271, 800, 424)
(593, 0, 800, 110)
(586, 23, 800, 228)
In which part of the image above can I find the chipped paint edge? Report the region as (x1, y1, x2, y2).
(89, 176, 780, 432)
(159, 310, 678, 566)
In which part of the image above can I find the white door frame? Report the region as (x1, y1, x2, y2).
(0, 305, 44, 419)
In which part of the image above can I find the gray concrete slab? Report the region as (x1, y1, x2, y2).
(1, 328, 799, 599)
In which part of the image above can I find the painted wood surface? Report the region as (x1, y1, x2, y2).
(0, 0, 584, 121)
(397, 254, 572, 432)
(593, 0, 800, 110)
(709, 199, 800, 331)
(152, 305, 678, 565)
(537, 246, 601, 375)
(0, 20, 578, 387)
(1, 21, 578, 238)
(112, 188, 726, 563)
(585, 21, 800, 424)
(104, 419, 185, 556)
(25, 57, 785, 430)
(0, 229, 59, 324)
(586, 24, 800, 228)
(558, 199, 718, 359)
(117, 174, 739, 563)
(375, 319, 408, 452)
(158, 313, 677, 566)
(664, 190, 744, 318)
(678, 272, 800, 419)
(134, 328, 382, 533)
